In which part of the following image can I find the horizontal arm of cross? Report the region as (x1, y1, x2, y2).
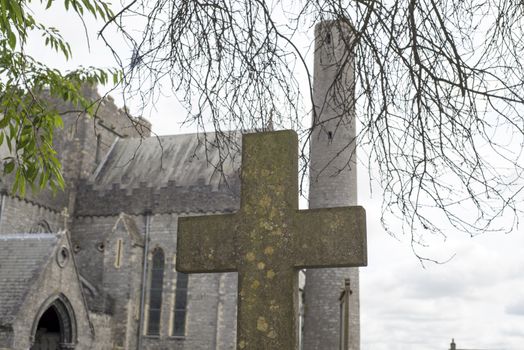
(293, 206, 367, 269)
(177, 213, 238, 273)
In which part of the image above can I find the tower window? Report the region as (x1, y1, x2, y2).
(172, 272, 189, 336)
(114, 239, 123, 268)
(147, 248, 165, 335)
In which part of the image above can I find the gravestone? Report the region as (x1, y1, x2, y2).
(177, 130, 367, 349)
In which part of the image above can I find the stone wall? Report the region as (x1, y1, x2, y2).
(71, 212, 237, 350)
(102, 215, 144, 349)
(141, 270, 237, 350)
(51, 85, 151, 183)
(89, 312, 113, 350)
(0, 195, 63, 235)
(0, 326, 13, 349)
(71, 215, 116, 289)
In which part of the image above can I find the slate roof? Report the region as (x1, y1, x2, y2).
(91, 132, 241, 191)
(0, 233, 59, 325)
(75, 132, 243, 216)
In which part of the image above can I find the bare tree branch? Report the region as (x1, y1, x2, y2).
(100, 0, 524, 250)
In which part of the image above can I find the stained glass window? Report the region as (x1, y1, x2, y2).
(147, 248, 165, 335)
(172, 272, 188, 336)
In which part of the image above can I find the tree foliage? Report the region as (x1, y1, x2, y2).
(104, 0, 524, 244)
(0, 0, 118, 195)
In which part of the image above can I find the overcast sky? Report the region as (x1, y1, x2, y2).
(27, 3, 524, 350)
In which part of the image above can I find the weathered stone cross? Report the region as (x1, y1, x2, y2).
(176, 130, 367, 349)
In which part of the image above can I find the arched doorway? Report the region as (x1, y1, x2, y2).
(33, 307, 61, 349)
(31, 296, 76, 350)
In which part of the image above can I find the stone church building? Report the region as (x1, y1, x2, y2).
(0, 21, 360, 350)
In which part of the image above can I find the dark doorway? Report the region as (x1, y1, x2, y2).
(31, 296, 76, 350)
(32, 307, 61, 350)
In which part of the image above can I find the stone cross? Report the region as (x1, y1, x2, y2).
(176, 130, 367, 349)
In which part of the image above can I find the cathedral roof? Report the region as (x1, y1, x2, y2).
(92, 132, 241, 191)
(0, 233, 59, 325)
(75, 132, 242, 216)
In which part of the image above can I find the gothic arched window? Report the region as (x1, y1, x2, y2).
(147, 248, 165, 335)
(29, 220, 52, 234)
(172, 272, 188, 336)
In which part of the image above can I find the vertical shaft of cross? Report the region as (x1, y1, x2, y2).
(240, 131, 298, 213)
(237, 266, 298, 349)
(236, 131, 300, 349)
(303, 20, 360, 350)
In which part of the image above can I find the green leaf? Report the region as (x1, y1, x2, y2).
(4, 160, 14, 174)
(9, 2, 24, 26)
(7, 30, 16, 49)
(0, 115, 8, 128)
(53, 114, 64, 128)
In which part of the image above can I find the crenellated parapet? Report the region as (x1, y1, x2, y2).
(74, 178, 240, 217)
(0, 182, 69, 213)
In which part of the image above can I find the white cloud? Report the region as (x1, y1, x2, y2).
(505, 299, 524, 316)
(361, 208, 524, 350)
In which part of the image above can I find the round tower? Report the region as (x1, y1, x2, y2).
(302, 20, 359, 350)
